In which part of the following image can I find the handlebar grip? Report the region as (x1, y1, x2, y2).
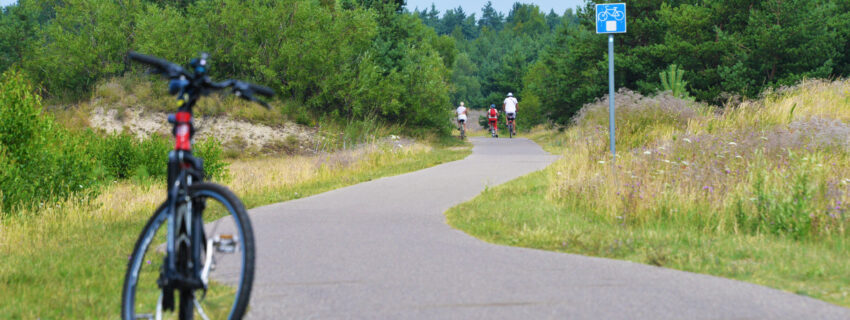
(248, 83, 275, 97)
(128, 51, 171, 70)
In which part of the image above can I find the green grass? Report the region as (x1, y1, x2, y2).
(446, 168, 850, 307)
(0, 142, 470, 318)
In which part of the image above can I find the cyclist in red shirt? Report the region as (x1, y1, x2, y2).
(487, 104, 499, 137)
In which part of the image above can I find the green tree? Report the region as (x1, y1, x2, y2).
(478, 1, 503, 32)
(451, 53, 483, 107)
(23, 0, 140, 98)
(0, 3, 40, 73)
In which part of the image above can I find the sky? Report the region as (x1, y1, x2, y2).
(0, 0, 587, 15)
(406, 0, 586, 17)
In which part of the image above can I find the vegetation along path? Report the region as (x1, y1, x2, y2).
(216, 138, 849, 319)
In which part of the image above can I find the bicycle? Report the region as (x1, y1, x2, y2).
(457, 120, 466, 140)
(506, 113, 516, 139)
(597, 6, 625, 21)
(121, 52, 273, 320)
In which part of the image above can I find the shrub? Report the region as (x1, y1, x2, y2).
(0, 70, 99, 211)
(195, 136, 228, 181)
(84, 131, 171, 181)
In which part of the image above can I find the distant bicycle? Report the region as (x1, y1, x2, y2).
(506, 115, 516, 139)
(458, 121, 466, 140)
(122, 51, 273, 320)
(597, 6, 625, 21)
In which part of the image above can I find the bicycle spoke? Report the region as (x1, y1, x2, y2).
(195, 300, 211, 320)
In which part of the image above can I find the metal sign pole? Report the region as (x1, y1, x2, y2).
(608, 34, 616, 159)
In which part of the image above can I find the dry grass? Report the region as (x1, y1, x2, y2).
(50, 75, 288, 131)
(550, 79, 850, 239)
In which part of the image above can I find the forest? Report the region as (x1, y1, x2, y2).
(3, 0, 849, 124)
(418, 0, 850, 124)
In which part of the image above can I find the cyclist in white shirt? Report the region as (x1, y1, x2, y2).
(456, 102, 468, 133)
(503, 92, 518, 134)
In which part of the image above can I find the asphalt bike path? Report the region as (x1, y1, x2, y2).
(227, 137, 850, 319)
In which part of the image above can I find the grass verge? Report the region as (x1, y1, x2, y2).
(0, 140, 470, 318)
(446, 169, 850, 307)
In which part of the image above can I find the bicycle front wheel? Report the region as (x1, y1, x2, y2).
(122, 183, 256, 320)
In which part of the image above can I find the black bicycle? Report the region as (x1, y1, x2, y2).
(121, 52, 272, 320)
(457, 120, 466, 140)
(506, 113, 516, 138)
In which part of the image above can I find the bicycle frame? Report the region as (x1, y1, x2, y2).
(157, 94, 209, 307)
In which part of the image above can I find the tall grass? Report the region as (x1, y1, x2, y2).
(551, 80, 850, 240)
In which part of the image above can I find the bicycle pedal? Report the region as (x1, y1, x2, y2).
(214, 234, 238, 253)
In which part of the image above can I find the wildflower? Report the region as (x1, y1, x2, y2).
(644, 151, 652, 155)
(556, 171, 563, 176)
(735, 155, 743, 159)
(598, 161, 606, 164)
(683, 138, 692, 143)
(728, 142, 738, 146)
(703, 186, 714, 192)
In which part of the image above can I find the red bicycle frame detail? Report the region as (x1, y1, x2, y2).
(174, 111, 192, 151)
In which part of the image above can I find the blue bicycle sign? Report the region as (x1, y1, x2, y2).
(596, 3, 627, 34)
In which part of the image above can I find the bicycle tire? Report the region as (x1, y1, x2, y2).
(122, 183, 256, 320)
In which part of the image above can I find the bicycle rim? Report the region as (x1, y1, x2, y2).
(122, 183, 255, 320)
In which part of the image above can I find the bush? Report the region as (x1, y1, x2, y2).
(0, 70, 230, 212)
(194, 136, 228, 181)
(0, 70, 99, 211)
(85, 131, 170, 181)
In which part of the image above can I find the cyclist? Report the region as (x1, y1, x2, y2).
(503, 92, 518, 135)
(487, 104, 499, 137)
(456, 101, 468, 133)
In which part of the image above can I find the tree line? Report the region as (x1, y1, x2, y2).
(0, 0, 456, 133)
(421, 0, 850, 125)
(2, 0, 849, 129)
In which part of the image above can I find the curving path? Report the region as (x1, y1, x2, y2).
(231, 138, 849, 319)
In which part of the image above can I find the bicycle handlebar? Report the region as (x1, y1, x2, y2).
(128, 51, 274, 108)
(128, 51, 187, 78)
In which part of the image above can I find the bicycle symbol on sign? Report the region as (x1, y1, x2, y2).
(597, 6, 625, 22)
